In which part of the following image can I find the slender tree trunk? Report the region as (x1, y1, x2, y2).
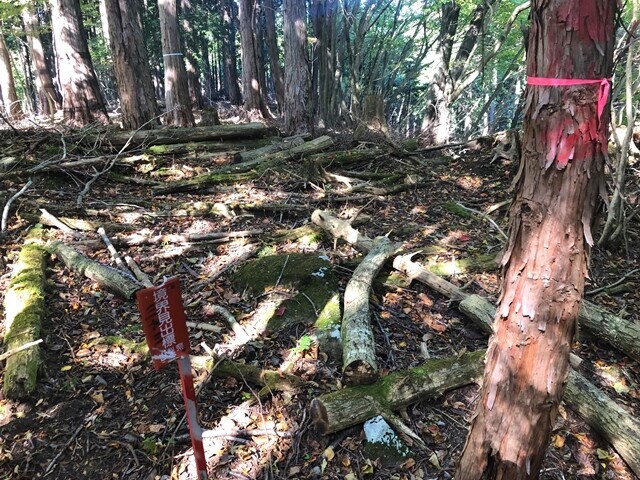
(220, 0, 241, 104)
(0, 31, 24, 120)
(456, 1, 615, 478)
(181, 0, 203, 110)
(283, 0, 311, 134)
(104, 0, 159, 129)
(237, 0, 270, 117)
(158, 0, 194, 126)
(50, 0, 109, 125)
(262, 0, 284, 110)
(201, 37, 212, 102)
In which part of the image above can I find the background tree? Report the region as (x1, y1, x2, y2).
(49, 0, 109, 125)
(103, 0, 159, 129)
(456, 0, 615, 478)
(220, 0, 241, 105)
(0, 29, 24, 120)
(237, 0, 270, 117)
(262, 0, 284, 110)
(158, 0, 194, 127)
(180, 0, 203, 110)
(21, 3, 61, 116)
(283, 0, 311, 134)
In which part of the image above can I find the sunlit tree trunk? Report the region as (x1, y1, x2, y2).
(0, 31, 24, 120)
(50, 0, 109, 125)
(181, 0, 203, 110)
(220, 0, 241, 105)
(237, 0, 270, 117)
(283, 0, 311, 134)
(104, 0, 159, 129)
(456, 1, 615, 478)
(263, 0, 284, 111)
(158, 0, 194, 126)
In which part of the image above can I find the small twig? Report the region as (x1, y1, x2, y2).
(456, 202, 508, 241)
(39, 208, 84, 239)
(2, 178, 33, 231)
(97, 227, 133, 276)
(0, 339, 43, 362)
(209, 305, 250, 342)
(186, 321, 223, 333)
(44, 423, 85, 475)
(275, 254, 290, 288)
(586, 268, 640, 296)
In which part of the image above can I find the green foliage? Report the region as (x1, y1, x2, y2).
(291, 335, 314, 355)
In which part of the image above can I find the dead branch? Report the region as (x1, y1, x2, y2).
(2, 178, 33, 231)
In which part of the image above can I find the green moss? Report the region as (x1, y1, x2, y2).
(233, 253, 339, 331)
(97, 336, 149, 355)
(401, 138, 419, 151)
(428, 253, 499, 276)
(443, 201, 473, 218)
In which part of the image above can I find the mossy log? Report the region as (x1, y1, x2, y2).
(49, 241, 141, 299)
(310, 349, 640, 476)
(342, 236, 401, 385)
(146, 138, 272, 155)
(191, 355, 306, 393)
(153, 171, 258, 194)
(311, 350, 486, 434)
(427, 253, 499, 276)
(3, 227, 46, 399)
(90, 122, 272, 149)
(235, 134, 310, 162)
(112, 229, 262, 246)
(19, 211, 130, 233)
(249, 135, 334, 167)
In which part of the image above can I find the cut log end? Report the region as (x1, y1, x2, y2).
(310, 399, 329, 434)
(343, 360, 379, 386)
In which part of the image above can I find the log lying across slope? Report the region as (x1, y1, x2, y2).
(89, 122, 272, 149)
(3, 227, 47, 399)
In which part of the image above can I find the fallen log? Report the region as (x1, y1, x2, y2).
(342, 236, 401, 385)
(146, 138, 272, 155)
(49, 241, 141, 299)
(310, 350, 640, 477)
(3, 226, 46, 399)
(111, 229, 263, 247)
(311, 209, 374, 252)
(235, 133, 310, 162)
(311, 350, 486, 434)
(89, 122, 272, 149)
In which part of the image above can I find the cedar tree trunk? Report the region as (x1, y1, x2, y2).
(50, 0, 109, 125)
(22, 5, 62, 115)
(104, 0, 159, 129)
(221, 0, 242, 105)
(263, 0, 284, 110)
(158, 0, 195, 127)
(181, 0, 204, 110)
(283, 0, 311, 134)
(0, 31, 23, 120)
(456, 1, 615, 479)
(237, 0, 271, 117)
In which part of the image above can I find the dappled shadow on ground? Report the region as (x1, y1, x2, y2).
(0, 122, 639, 479)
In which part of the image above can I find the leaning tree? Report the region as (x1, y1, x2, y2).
(456, 0, 615, 478)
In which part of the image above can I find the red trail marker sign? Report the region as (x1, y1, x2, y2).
(136, 277, 208, 479)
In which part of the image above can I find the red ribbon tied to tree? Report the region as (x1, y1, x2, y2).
(527, 77, 611, 121)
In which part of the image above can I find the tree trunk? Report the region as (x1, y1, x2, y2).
(362, 94, 387, 132)
(262, 0, 284, 110)
(21, 4, 62, 116)
(0, 31, 24, 120)
(283, 0, 311, 134)
(456, 1, 615, 478)
(158, 0, 195, 127)
(237, 0, 270, 117)
(181, 0, 204, 110)
(50, 0, 109, 125)
(104, 0, 159, 130)
(220, 0, 242, 105)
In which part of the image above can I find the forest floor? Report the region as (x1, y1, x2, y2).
(1, 112, 639, 480)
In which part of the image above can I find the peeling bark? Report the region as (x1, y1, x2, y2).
(456, 1, 615, 478)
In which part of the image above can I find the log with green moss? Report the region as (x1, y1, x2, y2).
(146, 138, 272, 155)
(49, 241, 141, 299)
(311, 350, 486, 434)
(89, 122, 273, 149)
(153, 171, 259, 194)
(2, 227, 47, 399)
(235, 133, 310, 162)
(427, 253, 499, 276)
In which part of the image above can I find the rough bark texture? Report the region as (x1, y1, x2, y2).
(22, 5, 62, 115)
(362, 94, 387, 132)
(341, 236, 399, 385)
(282, 0, 311, 134)
(0, 31, 24, 120)
(50, 0, 109, 125)
(158, 0, 195, 127)
(2, 228, 46, 399)
(181, 0, 204, 110)
(237, 0, 270, 117)
(456, 1, 614, 478)
(220, 0, 242, 105)
(104, 0, 159, 129)
(263, 0, 284, 109)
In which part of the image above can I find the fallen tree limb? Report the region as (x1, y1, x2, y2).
(2, 178, 33, 232)
(342, 236, 401, 385)
(49, 241, 141, 299)
(235, 134, 309, 162)
(89, 122, 272, 149)
(311, 209, 374, 252)
(2, 227, 46, 399)
(111, 229, 263, 247)
(310, 349, 640, 477)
